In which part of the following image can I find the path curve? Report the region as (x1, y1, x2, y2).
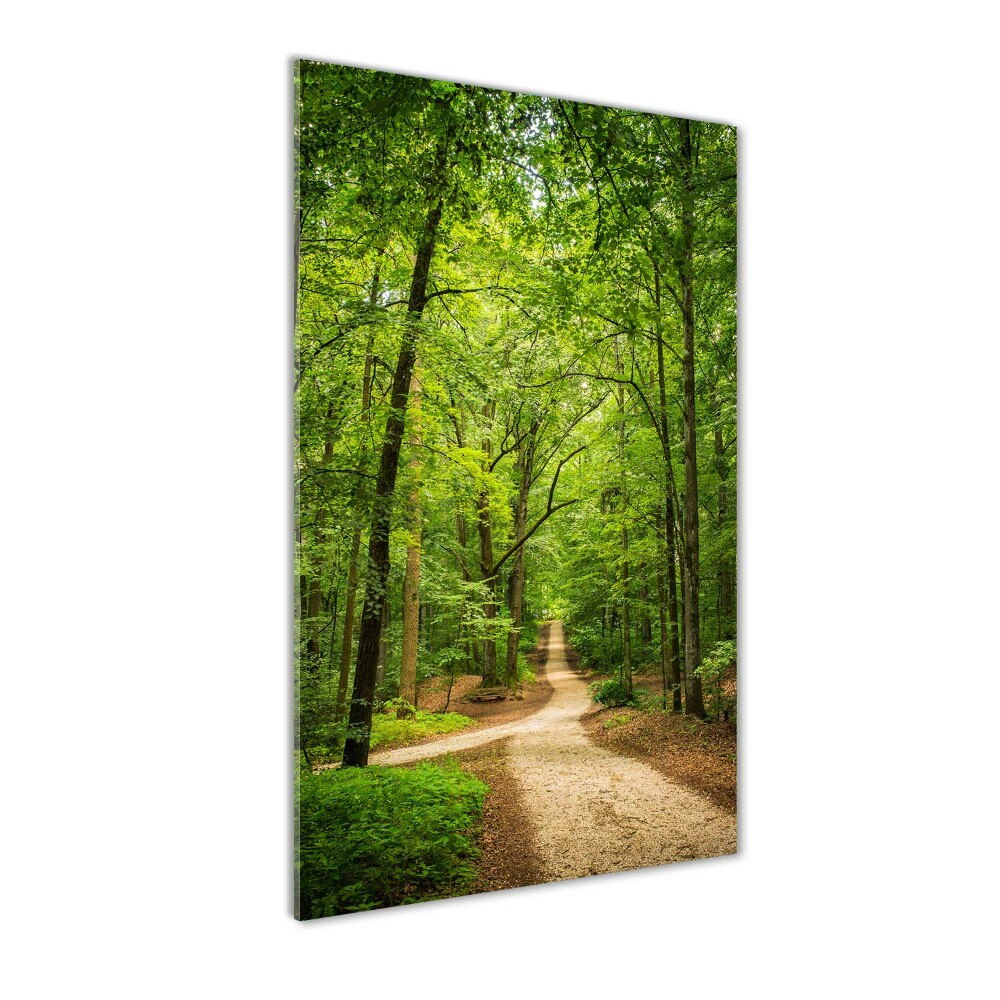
(374, 622, 736, 879)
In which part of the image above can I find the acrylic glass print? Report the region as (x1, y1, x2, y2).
(294, 60, 737, 920)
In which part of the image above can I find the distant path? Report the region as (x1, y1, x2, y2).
(374, 622, 736, 878)
(368, 651, 562, 766)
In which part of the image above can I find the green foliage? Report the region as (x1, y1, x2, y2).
(695, 640, 737, 722)
(297, 759, 488, 918)
(296, 667, 343, 761)
(589, 678, 634, 707)
(603, 713, 632, 730)
(381, 697, 416, 719)
(565, 622, 615, 673)
(517, 617, 539, 657)
(370, 709, 475, 750)
(515, 654, 536, 685)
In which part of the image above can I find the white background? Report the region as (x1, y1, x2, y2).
(2, 2, 998, 997)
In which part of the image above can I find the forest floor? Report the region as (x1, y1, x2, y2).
(370, 622, 736, 892)
(577, 648, 737, 813)
(412, 624, 554, 727)
(581, 699, 737, 813)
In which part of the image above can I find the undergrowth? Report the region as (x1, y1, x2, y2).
(296, 758, 487, 919)
(589, 679, 655, 708)
(370, 709, 475, 749)
(300, 708, 475, 767)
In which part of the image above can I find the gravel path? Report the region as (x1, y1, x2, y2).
(372, 623, 736, 878)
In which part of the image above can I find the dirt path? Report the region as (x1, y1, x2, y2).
(373, 623, 736, 880)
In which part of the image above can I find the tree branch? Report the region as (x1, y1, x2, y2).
(493, 444, 586, 573)
(493, 500, 579, 575)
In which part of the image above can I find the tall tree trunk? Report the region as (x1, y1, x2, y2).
(398, 361, 423, 714)
(504, 419, 539, 686)
(375, 597, 389, 689)
(335, 518, 362, 721)
(679, 118, 706, 720)
(666, 511, 683, 711)
(477, 487, 498, 686)
(342, 200, 444, 768)
(653, 269, 683, 712)
(615, 344, 633, 700)
(334, 265, 379, 723)
(621, 540, 632, 698)
(455, 510, 480, 673)
(304, 562, 324, 665)
(655, 564, 669, 710)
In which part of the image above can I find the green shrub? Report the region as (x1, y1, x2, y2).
(630, 687, 657, 711)
(518, 617, 539, 655)
(589, 678, 633, 706)
(515, 653, 536, 685)
(296, 759, 488, 918)
(603, 713, 631, 730)
(695, 640, 737, 723)
(381, 697, 416, 719)
(296, 667, 344, 766)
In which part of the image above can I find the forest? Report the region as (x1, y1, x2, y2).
(294, 61, 737, 919)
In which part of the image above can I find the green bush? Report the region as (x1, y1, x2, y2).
(695, 640, 737, 723)
(603, 713, 631, 730)
(518, 617, 539, 656)
(589, 678, 633, 707)
(296, 667, 343, 765)
(515, 653, 536, 685)
(630, 687, 657, 711)
(296, 759, 488, 918)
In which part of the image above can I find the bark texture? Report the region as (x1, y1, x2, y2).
(398, 362, 423, 714)
(343, 201, 443, 767)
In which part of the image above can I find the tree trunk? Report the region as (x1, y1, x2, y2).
(477, 486, 498, 686)
(666, 512, 683, 711)
(504, 419, 539, 686)
(653, 271, 683, 712)
(304, 563, 324, 665)
(455, 510, 480, 673)
(679, 118, 706, 720)
(621, 539, 632, 699)
(334, 269, 379, 723)
(342, 200, 444, 768)
(614, 345, 633, 700)
(655, 566, 669, 710)
(375, 597, 389, 690)
(398, 361, 423, 714)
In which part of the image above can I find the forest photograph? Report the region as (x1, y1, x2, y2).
(294, 60, 737, 920)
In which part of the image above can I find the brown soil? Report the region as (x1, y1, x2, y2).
(455, 738, 547, 895)
(581, 680, 737, 814)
